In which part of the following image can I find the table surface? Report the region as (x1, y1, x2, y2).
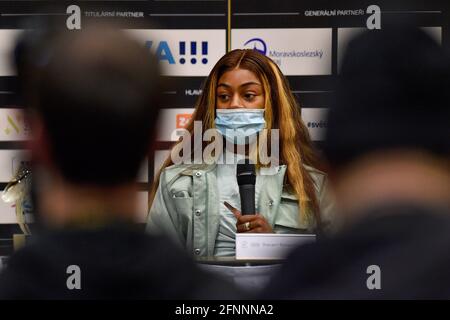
(196, 256, 283, 266)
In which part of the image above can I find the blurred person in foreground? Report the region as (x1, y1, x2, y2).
(0, 24, 241, 299)
(262, 26, 450, 299)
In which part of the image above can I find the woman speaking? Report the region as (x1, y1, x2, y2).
(147, 49, 334, 257)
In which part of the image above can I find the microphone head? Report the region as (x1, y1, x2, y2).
(236, 160, 256, 186)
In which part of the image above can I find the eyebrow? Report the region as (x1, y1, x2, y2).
(217, 81, 262, 89)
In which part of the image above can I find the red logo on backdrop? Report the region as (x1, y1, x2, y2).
(176, 113, 193, 129)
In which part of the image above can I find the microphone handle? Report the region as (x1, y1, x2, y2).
(239, 184, 255, 215)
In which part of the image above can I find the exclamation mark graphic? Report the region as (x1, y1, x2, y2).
(190, 41, 197, 64)
(202, 42, 208, 64)
(179, 42, 186, 64)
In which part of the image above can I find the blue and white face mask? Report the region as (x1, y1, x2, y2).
(215, 109, 266, 145)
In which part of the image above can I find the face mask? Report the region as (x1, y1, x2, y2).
(215, 109, 265, 145)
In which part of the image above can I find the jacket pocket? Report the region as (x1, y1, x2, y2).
(171, 190, 193, 214)
(172, 190, 192, 198)
(274, 193, 311, 233)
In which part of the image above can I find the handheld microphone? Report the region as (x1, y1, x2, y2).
(236, 160, 256, 215)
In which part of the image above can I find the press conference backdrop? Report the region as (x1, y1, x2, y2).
(0, 0, 448, 254)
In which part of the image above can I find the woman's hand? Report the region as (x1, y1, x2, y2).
(224, 201, 273, 233)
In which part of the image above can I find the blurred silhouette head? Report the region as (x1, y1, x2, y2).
(18, 24, 161, 186)
(324, 26, 450, 170)
(322, 26, 450, 221)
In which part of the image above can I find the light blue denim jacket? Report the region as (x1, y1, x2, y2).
(147, 163, 334, 257)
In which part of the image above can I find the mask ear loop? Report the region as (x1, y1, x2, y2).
(213, 106, 228, 157)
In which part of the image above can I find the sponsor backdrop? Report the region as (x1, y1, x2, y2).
(0, 0, 448, 253)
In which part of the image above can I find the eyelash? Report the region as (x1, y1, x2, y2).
(218, 94, 230, 101)
(217, 93, 257, 101)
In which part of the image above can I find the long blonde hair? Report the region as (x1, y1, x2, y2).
(150, 49, 322, 225)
